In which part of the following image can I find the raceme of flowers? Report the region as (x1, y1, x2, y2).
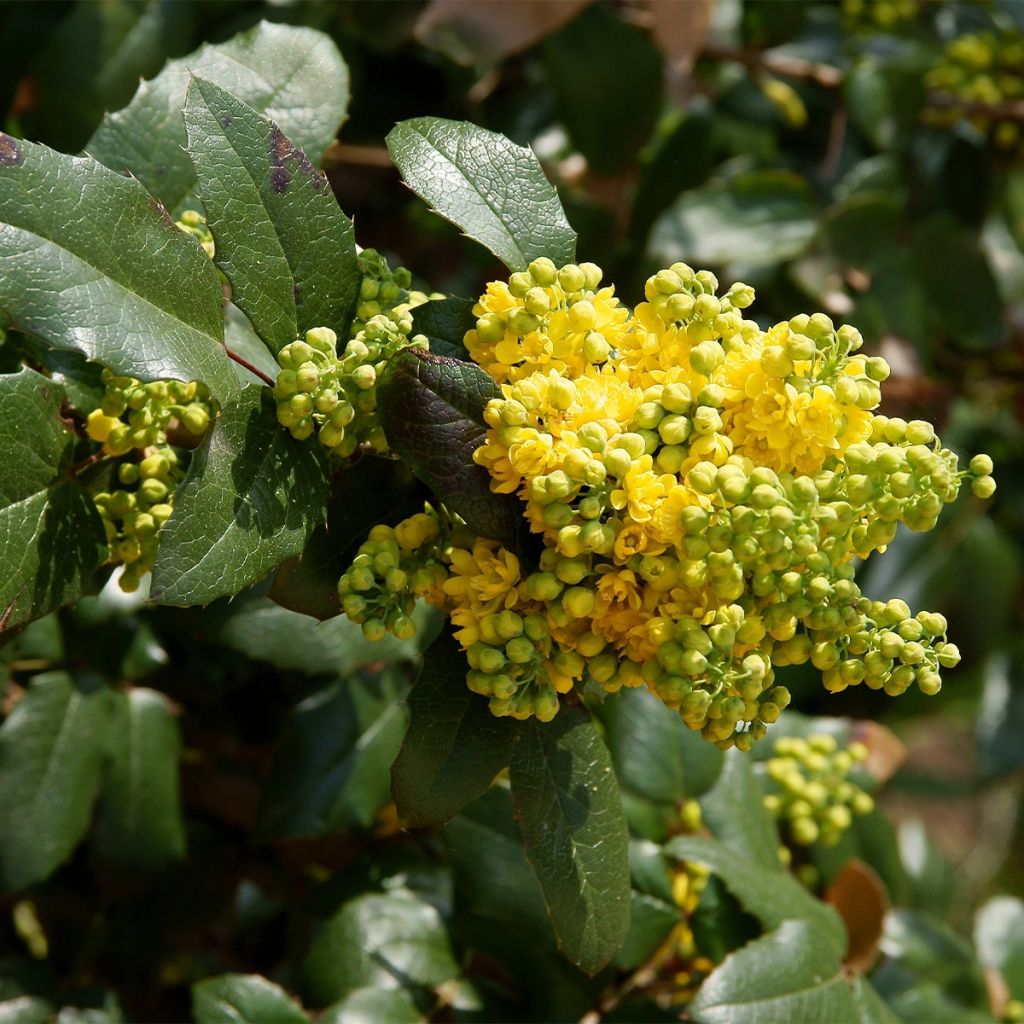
(337, 258, 996, 749)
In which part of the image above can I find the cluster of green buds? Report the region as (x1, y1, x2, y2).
(842, 0, 920, 32)
(644, 605, 791, 752)
(337, 513, 447, 641)
(926, 29, 1024, 150)
(350, 247, 442, 338)
(643, 262, 756, 341)
(273, 320, 428, 457)
(760, 734, 874, 846)
(175, 210, 215, 259)
(86, 372, 211, 456)
(93, 447, 181, 592)
(84, 373, 212, 591)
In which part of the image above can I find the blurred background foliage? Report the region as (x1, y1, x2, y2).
(2, 0, 1024, 1021)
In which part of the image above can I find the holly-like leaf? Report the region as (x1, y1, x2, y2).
(0, 369, 106, 631)
(258, 670, 410, 837)
(87, 21, 349, 213)
(0, 673, 116, 891)
(192, 974, 308, 1024)
(689, 919, 860, 1024)
(0, 134, 236, 401)
(94, 688, 186, 868)
(412, 297, 475, 360)
(386, 117, 576, 271)
(184, 78, 358, 354)
(392, 629, 516, 827)
(377, 347, 521, 542)
(699, 748, 782, 872)
(150, 385, 329, 605)
(509, 705, 631, 975)
(303, 890, 459, 1007)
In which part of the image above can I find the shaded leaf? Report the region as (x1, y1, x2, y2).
(0, 369, 106, 631)
(386, 117, 576, 271)
(0, 673, 116, 890)
(150, 386, 329, 605)
(192, 974, 308, 1024)
(651, 169, 816, 269)
(510, 705, 631, 974)
(319, 988, 419, 1024)
(87, 22, 349, 213)
(0, 135, 236, 401)
(304, 890, 459, 1006)
(94, 688, 186, 868)
(412, 297, 475, 360)
(184, 78, 358, 354)
(392, 629, 516, 827)
(543, 4, 664, 176)
(259, 671, 409, 837)
(377, 348, 521, 542)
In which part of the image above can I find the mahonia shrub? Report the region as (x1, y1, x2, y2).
(0, 13, 1014, 1023)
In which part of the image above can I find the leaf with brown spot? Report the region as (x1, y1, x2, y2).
(825, 859, 889, 973)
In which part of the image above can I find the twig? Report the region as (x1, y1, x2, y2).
(702, 43, 843, 89)
(67, 450, 106, 477)
(226, 347, 274, 386)
(927, 92, 1024, 120)
(822, 103, 848, 184)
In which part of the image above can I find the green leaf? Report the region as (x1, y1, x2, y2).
(269, 457, 426, 621)
(689, 919, 859, 1024)
(875, 910, 988, 1012)
(542, 4, 664, 176)
(665, 836, 846, 959)
(616, 841, 680, 970)
(0, 369, 106, 630)
(304, 890, 459, 1006)
(0, 673, 116, 890)
(412, 297, 475, 360)
(0, 134, 236, 402)
(184, 78, 358, 354)
(25, 0, 195, 153)
(391, 629, 516, 827)
(87, 22, 350, 213)
(442, 787, 552, 942)
(377, 348, 521, 541)
(93, 688, 186, 867)
(597, 685, 724, 805)
(699, 749, 782, 871)
(192, 974, 308, 1024)
(209, 596, 421, 675)
(319, 989, 419, 1024)
(386, 117, 576, 271)
(651, 169, 817, 269)
(150, 386, 329, 605)
(849, 976, 902, 1024)
(509, 704, 631, 975)
(258, 671, 409, 837)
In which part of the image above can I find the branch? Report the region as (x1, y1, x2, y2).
(225, 346, 275, 386)
(702, 44, 843, 89)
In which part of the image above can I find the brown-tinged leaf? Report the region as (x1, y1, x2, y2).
(850, 721, 907, 785)
(825, 858, 889, 973)
(415, 0, 592, 65)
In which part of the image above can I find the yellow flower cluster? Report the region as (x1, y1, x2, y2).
(342, 258, 995, 747)
(926, 29, 1024, 150)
